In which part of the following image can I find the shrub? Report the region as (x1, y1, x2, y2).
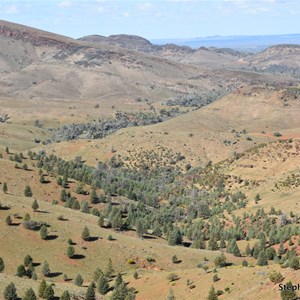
(269, 271, 283, 283)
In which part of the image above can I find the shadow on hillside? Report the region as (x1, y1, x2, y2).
(46, 234, 58, 241)
(47, 272, 63, 278)
(32, 262, 41, 267)
(143, 235, 158, 240)
(58, 217, 69, 221)
(10, 222, 21, 226)
(41, 180, 51, 184)
(182, 241, 192, 247)
(0, 206, 10, 210)
(173, 260, 182, 264)
(36, 210, 49, 214)
(72, 254, 85, 260)
(88, 236, 99, 242)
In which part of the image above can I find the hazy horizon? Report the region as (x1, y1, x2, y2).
(0, 0, 299, 40)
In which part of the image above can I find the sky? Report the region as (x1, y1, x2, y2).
(0, 0, 299, 40)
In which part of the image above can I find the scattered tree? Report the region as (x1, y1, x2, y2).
(16, 264, 26, 277)
(43, 285, 54, 300)
(3, 283, 17, 300)
(24, 185, 33, 197)
(81, 226, 90, 241)
(280, 281, 296, 300)
(85, 283, 96, 300)
(60, 291, 70, 300)
(32, 199, 39, 212)
(207, 285, 218, 300)
(23, 288, 37, 300)
(42, 261, 50, 277)
(40, 225, 48, 240)
(24, 255, 33, 267)
(66, 245, 75, 258)
(98, 275, 109, 295)
(74, 273, 83, 286)
(38, 280, 47, 297)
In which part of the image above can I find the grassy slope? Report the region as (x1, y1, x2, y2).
(44, 86, 300, 168)
(1, 155, 298, 300)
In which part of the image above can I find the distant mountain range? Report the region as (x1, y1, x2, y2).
(151, 34, 300, 52)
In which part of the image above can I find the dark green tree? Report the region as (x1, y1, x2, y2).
(257, 250, 268, 266)
(24, 255, 33, 267)
(40, 225, 48, 240)
(66, 245, 75, 258)
(115, 272, 123, 289)
(214, 252, 226, 268)
(207, 285, 218, 300)
(136, 219, 145, 238)
(23, 288, 37, 300)
(289, 256, 300, 270)
(93, 267, 103, 282)
(16, 264, 26, 277)
(74, 273, 83, 286)
(32, 199, 39, 212)
(168, 228, 182, 246)
(38, 280, 46, 297)
(3, 283, 17, 300)
(43, 285, 54, 300)
(24, 185, 33, 197)
(60, 291, 70, 300)
(105, 258, 114, 278)
(112, 211, 123, 230)
(42, 261, 50, 277)
(90, 189, 98, 204)
(81, 226, 90, 241)
(280, 281, 296, 300)
(265, 247, 276, 260)
(98, 275, 109, 295)
(98, 214, 104, 227)
(278, 242, 285, 256)
(85, 283, 96, 300)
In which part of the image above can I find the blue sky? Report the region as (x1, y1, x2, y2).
(0, 0, 299, 39)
